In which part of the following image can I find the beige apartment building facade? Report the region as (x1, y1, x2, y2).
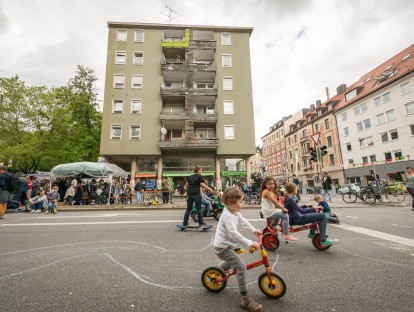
(100, 22, 256, 188)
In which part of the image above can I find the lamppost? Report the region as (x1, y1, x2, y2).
(283, 156, 289, 182)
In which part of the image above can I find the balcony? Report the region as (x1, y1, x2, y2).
(159, 138, 218, 151)
(191, 113, 218, 123)
(300, 136, 310, 143)
(189, 61, 216, 72)
(160, 112, 187, 122)
(161, 29, 189, 48)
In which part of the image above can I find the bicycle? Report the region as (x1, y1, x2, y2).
(244, 188, 261, 205)
(362, 180, 406, 204)
(201, 234, 286, 299)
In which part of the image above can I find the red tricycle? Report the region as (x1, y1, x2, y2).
(260, 213, 332, 251)
(201, 234, 286, 299)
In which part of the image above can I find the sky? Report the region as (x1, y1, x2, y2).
(1, 0, 413, 146)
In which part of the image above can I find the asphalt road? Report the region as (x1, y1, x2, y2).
(0, 205, 413, 312)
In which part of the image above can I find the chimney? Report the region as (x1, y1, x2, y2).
(310, 104, 315, 111)
(336, 84, 347, 95)
(316, 100, 321, 109)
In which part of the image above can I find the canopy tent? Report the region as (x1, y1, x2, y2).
(50, 162, 128, 205)
(50, 162, 128, 178)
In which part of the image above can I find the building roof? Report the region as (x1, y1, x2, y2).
(107, 21, 254, 36)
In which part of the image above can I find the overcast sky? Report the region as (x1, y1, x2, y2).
(1, 0, 413, 145)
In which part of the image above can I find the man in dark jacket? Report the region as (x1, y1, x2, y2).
(134, 178, 144, 204)
(0, 166, 13, 219)
(321, 172, 333, 203)
(19, 176, 28, 206)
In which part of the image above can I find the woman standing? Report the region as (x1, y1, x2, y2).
(401, 167, 414, 211)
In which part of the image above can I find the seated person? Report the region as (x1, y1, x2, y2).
(260, 177, 298, 241)
(29, 189, 48, 213)
(47, 185, 60, 213)
(284, 182, 338, 246)
(314, 195, 339, 224)
(201, 190, 213, 217)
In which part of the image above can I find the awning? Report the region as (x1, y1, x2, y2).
(162, 171, 215, 177)
(221, 171, 247, 177)
(135, 172, 156, 178)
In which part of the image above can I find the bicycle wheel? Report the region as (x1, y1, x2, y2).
(361, 190, 376, 204)
(258, 271, 286, 299)
(342, 191, 357, 203)
(385, 188, 406, 203)
(312, 233, 331, 251)
(201, 267, 227, 293)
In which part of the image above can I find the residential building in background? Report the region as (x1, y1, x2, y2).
(100, 22, 256, 188)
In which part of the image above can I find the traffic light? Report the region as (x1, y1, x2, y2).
(310, 148, 318, 162)
(320, 146, 328, 157)
(261, 166, 266, 173)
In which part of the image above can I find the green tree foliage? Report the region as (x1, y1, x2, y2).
(0, 66, 102, 173)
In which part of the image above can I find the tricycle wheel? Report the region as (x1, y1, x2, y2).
(312, 233, 331, 251)
(262, 227, 270, 235)
(201, 266, 227, 293)
(258, 271, 286, 299)
(262, 233, 279, 251)
(191, 212, 198, 222)
(213, 210, 222, 221)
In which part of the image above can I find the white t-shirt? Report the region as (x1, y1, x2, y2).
(261, 197, 282, 218)
(213, 207, 256, 249)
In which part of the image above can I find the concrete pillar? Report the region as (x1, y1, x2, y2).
(246, 158, 251, 186)
(157, 156, 163, 188)
(215, 157, 221, 190)
(130, 157, 137, 186)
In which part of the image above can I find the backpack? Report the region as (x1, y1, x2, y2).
(5, 173, 20, 193)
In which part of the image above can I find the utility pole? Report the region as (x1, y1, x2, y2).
(160, 4, 181, 24)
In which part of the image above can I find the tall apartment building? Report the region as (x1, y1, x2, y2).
(100, 22, 256, 188)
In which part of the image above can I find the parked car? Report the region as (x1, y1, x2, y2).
(337, 184, 360, 195)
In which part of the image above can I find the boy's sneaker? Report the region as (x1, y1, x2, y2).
(180, 224, 188, 229)
(321, 238, 339, 246)
(308, 232, 315, 238)
(240, 295, 262, 312)
(199, 223, 208, 229)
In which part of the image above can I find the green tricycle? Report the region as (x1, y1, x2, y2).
(191, 194, 225, 222)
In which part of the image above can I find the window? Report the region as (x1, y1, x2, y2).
(383, 92, 391, 103)
(315, 124, 319, 132)
(345, 89, 357, 101)
(341, 112, 347, 121)
(133, 52, 143, 65)
(317, 110, 322, 117)
(411, 125, 414, 135)
(117, 29, 127, 41)
(114, 74, 125, 88)
(348, 159, 354, 165)
(289, 151, 292, 159)
(134, 30, 144, 42)
(402, 52, 412, 61)
(327, 136, 332, 147)
(329, 154, 335, 165)
(288, 138, 291, 145)
(381, 133, 389, 143)
(384, 152, 392, 161)
(302, 129, 308, 138)
(359, 138, 366, 148)
(112, 99, 123, 113)
(406, 102, 414, 114)
(325, 119, 330, 130)
(401, 82, 412, 95)
(354, 106, 361, 115)
(171, 130, 182, 139)
(111, 125, 121, 139)
(357, 122, 363, 132)
(224, 125, 235, 139)
(206, 106, 214, 114)
(367, 136, 374, 147)
(374, 96, 382, 107)
(394, 150, 402, 160)
(115, 51, 126, 64)
(344, 127, 349, 136)
(346, 143, 352, 151)
(130, 125, 141, 139)
(132, 75, 143, 88)
(131, 99, 142, 114)
(362, 156, 368, 163)
(294, 135, 297, 143)
(223, 100, 234, 114)
(221, 33, 231, 45)
(223, 77, 233, 90)
(386, 110, 395, 122)
(361, 102, 368, 112)
(222, 54, 232, 67)
(327, 104, 332, 111)
(196, 82, 214, 89)
(390, 130, 399, 140)
(363, 119, 371, 129)
(370, 155, 376, 162)
(377, 113, 385, 125)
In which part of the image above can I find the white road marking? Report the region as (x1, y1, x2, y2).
(0, 220, 183, 226)
(346, 216, 359, 219)
(35, 213, 148, 219)
(334, 224, 414, 248)
(391, 224, 411, 229)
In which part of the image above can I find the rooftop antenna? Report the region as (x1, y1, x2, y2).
(160, 4, 181, 24)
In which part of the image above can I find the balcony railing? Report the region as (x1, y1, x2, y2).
(159, 137, 219, 150)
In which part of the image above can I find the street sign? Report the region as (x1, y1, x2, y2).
(311, 132, 321, 146)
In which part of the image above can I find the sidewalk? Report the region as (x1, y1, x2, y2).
(56, 194, 410, 211)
